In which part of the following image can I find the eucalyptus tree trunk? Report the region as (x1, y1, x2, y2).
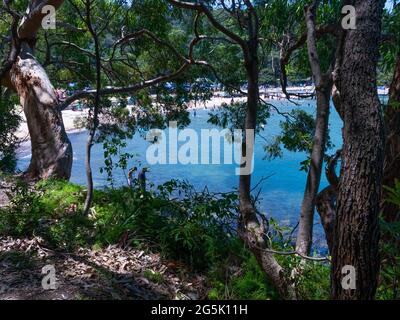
(238, 36, 295, 299)
(1, 0, 72, 180)
(296, 86, 331, 255)
(331, 0, 385, 300)
(296, 1, 333, 255)
(382, 55, 400, 222)
(83, 1, 101, 215)
(10, 42, 72, 180)
(239, 58, 294, 301)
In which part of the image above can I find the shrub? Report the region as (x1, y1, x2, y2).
(0, 178, 334, 300)
(0, 179, 92, 250)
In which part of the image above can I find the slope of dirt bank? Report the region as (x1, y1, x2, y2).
(0, 237, 206, 300)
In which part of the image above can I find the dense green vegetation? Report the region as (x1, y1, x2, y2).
(0, 177, 398, 299)
(0, 177, 317, 299)
(0, 94, 20, 172)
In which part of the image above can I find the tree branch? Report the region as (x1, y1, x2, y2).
(167, 0, 247, 51)
(0, 0, 21, 87)
(279, 23, 338, 100)
(18, 0, 64, 40)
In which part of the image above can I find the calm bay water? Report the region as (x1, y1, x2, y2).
(17, 99, 343, 244)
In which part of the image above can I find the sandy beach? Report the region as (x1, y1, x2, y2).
(15, 108, 90, 141)
(15, 95, 250, 139)
(15, 85, 389, 140)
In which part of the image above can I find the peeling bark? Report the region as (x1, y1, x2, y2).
(9, 42, 72, 180)
(0, 1, 72, 180)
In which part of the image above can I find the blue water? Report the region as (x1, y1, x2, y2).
(17, 99, 343, 244)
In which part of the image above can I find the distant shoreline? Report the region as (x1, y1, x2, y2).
(15, 86, 390, 141)
(15, 95, 249, 140)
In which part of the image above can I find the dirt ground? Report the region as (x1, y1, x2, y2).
(0, 236, 206, 300)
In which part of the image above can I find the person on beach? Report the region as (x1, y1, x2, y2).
(138, 167, 148, 192)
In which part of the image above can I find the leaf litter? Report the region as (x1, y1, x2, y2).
(0, 236, 206, 300)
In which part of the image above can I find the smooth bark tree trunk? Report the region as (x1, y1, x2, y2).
(1, 1, 72, 180)
(331, 0, 385, 300)
(382, 55, 400, 222)
(9, 42, 72, 180)
(296, 1, 333, 255)
(296, 88, 331, 255)
(83, 6, 101, 215)
(238, 42, 295, 299)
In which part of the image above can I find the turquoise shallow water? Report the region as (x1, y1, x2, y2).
(17, 99, 343, 245)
